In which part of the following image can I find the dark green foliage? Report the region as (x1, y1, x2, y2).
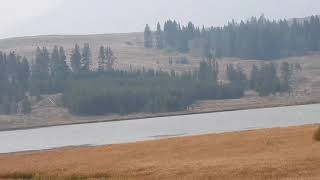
(63, 69, 244, 115)
(0, 42, 297, 116)
(144, 24, 153, 48)
(105, 47, 116, 71)
(81, 43, 91, 71)
(175, 57, 189, 64)
(280, 62, 293, 92)
(0, 51, 31, 114)
(250, 63, 281, 96)
(98, 46, 116, 72)
(98, 46, 106, 72)
(197, 58, 218, 82)
(32, 47, 50, 80)
(71, 44, 81, 74)
(21, 98, 32, 114)
(162, 20, 199, 52)
(50, 46, 70, 81)
(155, 22, 164, 49)
(150, 15, 320, 60)
(226, 65, 248, 96)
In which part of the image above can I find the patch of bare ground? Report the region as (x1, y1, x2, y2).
(0, 125, 320, 179)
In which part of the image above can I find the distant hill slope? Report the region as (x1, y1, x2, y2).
(0, 32, 200, 72)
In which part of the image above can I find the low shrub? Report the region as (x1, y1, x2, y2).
(313, 126, 320, 141)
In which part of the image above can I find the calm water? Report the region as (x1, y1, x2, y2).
(0, 104, 319, 154)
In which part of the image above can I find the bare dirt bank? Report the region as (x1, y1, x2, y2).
(0, 95, 319, 132)
(0, 125, 320, 180)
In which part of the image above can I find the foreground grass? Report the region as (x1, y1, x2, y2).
(1, 125, 320, 180)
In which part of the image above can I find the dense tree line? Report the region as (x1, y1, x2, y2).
(63, 62, 243, 115)
(145, 15, 320, 60)
(250, 62, 294, 96)
(0, 52, 30, 114)
(0, 43, 296, 115)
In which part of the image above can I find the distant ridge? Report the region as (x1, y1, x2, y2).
(289, 15, 320, 24)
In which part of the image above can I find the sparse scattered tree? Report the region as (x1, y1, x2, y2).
(155, 22, 164, 49)
(280, 62, 293, 92)
(144, 24, 153, 48)
(21, 98, 32, 114)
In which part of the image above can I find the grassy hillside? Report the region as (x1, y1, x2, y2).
(0, 33, 320, 130)
(0, 32, 319, 99)
(0, 33, 201, 72)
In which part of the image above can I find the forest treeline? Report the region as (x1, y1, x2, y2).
(144, 15, 320, 60)
(0, 43, 297, 115)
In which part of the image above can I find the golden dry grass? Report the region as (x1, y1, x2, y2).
(0, 125, 320, 180)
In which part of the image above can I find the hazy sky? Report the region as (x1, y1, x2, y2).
(1, 0, 319, 39)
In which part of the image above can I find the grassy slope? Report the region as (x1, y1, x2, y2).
(1, 33, 320, 131)
(0, 125, 319, 179)
(0, 33, 200, 72)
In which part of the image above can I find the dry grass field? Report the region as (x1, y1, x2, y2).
(0, 125, 319, 180)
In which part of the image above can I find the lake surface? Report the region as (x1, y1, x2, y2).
(0, 104, 320, 154)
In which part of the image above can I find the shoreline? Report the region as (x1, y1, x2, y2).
(2, 123, 319, 156)
(1, 100, 319, 132)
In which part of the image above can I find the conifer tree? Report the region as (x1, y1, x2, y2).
(144, 24, 153, 48)
(105, 47, 116, 71)
(59, 46, 70, 77)
(51, 46, 70, 80)
(250, 64, 258, 89)
(280, 62, 293, 92)
(81, 43, 91, 71)
(155, 22, 163, 49)
(50, 45, 60, 77)
(32, 47, 50, 80)
(20, 57, 30, 90)
(98, 46, 106, 72)
(70, 44, 81, 74)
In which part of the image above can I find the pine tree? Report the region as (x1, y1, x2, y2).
(21, 98, 32, 114)
(81, 43, 91, 71)
(98, 46, 106, 72)
(32, 47, 50, 80)
(250, 64, 258, 89)
(155, 23, 163, 49)
(50, 45, 60, 77)
(0, 53, 6, 97)
(254, 63, 280, 96)
(51, 46, 70, 80)
(280, 62, 293, 92)
(20, 57, 30, 90)
(144, 24, 153, 48)
(105, 47, 116, 71)
(59, 46, 70, 77)
(71, 44, 81, 74)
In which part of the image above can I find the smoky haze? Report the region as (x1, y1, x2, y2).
(2, 0, 320, 38)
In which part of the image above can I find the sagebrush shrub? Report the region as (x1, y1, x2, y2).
(313, 126, 320, 141)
